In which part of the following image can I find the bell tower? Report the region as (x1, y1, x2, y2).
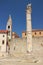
(26, 3, 32, 53)
(6, 15, 12, 40)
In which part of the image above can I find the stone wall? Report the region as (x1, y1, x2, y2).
(10, 37, 43, 55)
(10, 38, 27, 55)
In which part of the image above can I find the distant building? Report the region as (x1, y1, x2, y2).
(32, 29, 43, 37)
(12, 32, 19, 39)
(22, 29, 43, 38)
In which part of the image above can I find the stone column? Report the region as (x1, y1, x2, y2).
(26, 3, 32, 53)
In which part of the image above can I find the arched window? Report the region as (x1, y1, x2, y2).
(8, 26, 10, 29)
(39, 32, 41, 35)
(3, 35, 5, 37)
(25, 33, 26, 35)
(2, 40, 4, 44)
(35, 32, 36, 35)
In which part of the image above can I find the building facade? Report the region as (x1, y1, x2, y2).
(0, 30, 8, 55)
(22, 30, 43, 38)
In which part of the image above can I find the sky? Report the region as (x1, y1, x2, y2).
(0, 0, 43, 37)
